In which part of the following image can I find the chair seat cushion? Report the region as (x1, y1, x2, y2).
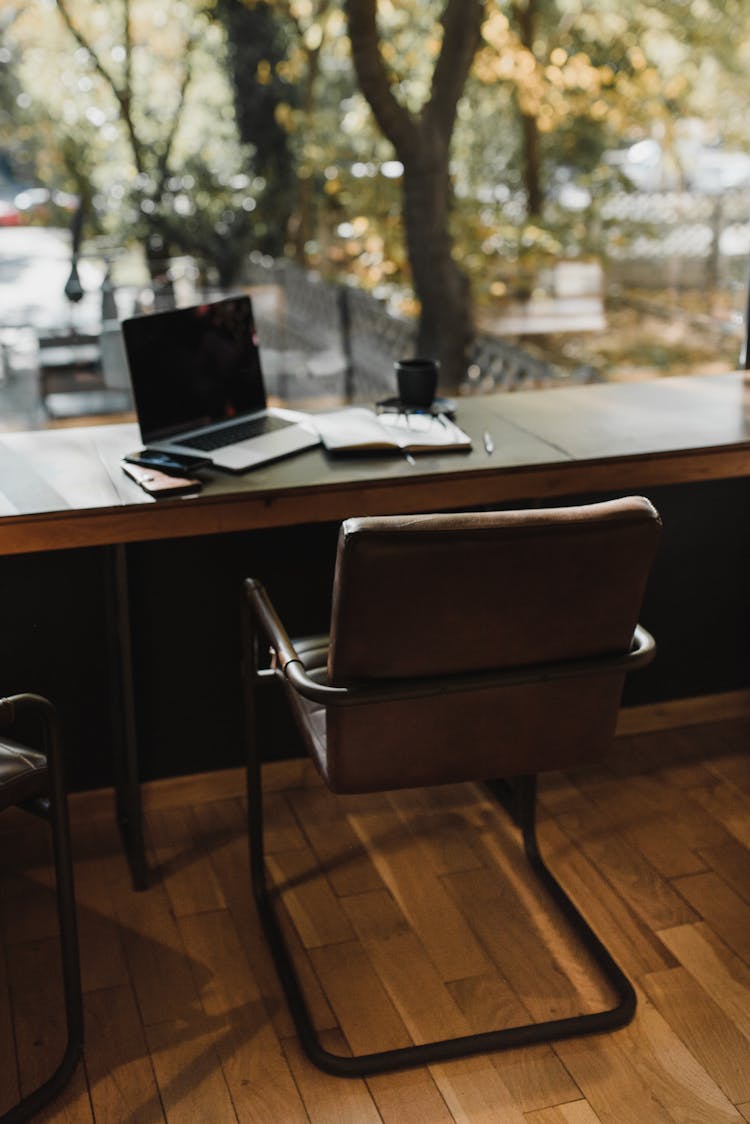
(0, 738, 48, 810)
(292, 635, 329, 672)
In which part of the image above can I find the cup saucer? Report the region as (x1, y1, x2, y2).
(375, 396, 456, 418)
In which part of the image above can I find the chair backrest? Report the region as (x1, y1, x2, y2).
(322, 497, 661, 792)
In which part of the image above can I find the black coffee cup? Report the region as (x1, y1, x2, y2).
(395, 358, 439, 408)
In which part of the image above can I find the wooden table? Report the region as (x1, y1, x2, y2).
(2, 371, 750, 555)
(2, 371, 750, 886)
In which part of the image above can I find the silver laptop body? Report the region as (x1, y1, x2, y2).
(122, 295, 318, 473)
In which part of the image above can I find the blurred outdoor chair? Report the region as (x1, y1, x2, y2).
(37, 327, 132, 421)
(0, 693, 83, 1122)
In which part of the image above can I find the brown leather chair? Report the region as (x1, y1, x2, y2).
(0, 694, 83, 1123)
(242, 497, 661, 1077)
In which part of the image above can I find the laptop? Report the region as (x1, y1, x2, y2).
(121, 295, 319, 472)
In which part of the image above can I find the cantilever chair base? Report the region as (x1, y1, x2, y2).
(246, 732, 635, 1077)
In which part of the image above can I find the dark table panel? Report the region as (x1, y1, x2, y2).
(2, 374, 750, 791)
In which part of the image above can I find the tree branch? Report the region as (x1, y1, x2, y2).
(344, 0, 417, 156)
(427, 0, 485, 141)
(156, 36, 196, 188)
(56, 0, 145, 172)
(123, 0, 132, 122)
(56, 0, 119, 102)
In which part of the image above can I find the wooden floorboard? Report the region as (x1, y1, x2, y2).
(1, 718, 749, 1122)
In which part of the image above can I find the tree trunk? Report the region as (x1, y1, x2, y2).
(144, 239, 175, 307)
(520, 109, 543, 218)
(291, 173, 314, 264)
(514, 0, 543, 218)
(402, 145, 472, 383)
(216, 0, 296, 257)
(345, 0, 484, 389)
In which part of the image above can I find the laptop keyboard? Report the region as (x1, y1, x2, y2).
(181, 413, 294, 451)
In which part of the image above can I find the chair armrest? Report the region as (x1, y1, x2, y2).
(0, 692, 56, 731)
(245, 577, 656, 711)
(244, 578, 308, 671)
(0, 693, 66, 813)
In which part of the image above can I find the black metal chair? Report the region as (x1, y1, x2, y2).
(0, 694, 83, 1123)
(242, 496, 662, 1077)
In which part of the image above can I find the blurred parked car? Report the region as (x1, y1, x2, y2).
(0, 162, 78, 227)
(0, 198, 21, 226)
(14, 187, 79, 223)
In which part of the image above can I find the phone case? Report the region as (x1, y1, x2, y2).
(121, 461, 202, 497)
(123, 449, 213, 475)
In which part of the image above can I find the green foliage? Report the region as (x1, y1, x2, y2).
(5, 0, 272, 276)
(119, 156, 267, 285)
(0, 32, 39, 183)
(5, 0, 750, 315)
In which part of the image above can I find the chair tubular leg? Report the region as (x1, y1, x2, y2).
(1, 702, 84, 1124)
(4, 827, 86, 1123)
(244, 638, 637, 1079)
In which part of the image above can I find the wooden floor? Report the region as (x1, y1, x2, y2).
(2, 718, 750, 1123)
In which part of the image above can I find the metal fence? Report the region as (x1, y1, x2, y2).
(246, 256, 575, 403)
(598, 186, 750, 291)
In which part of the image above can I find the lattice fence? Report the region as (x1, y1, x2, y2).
(245, 255, 570, 402)
(599, 187, 750, 291)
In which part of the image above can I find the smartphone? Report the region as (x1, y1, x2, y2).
(123, 448, 212, 477)
(121, 461, 203, 497)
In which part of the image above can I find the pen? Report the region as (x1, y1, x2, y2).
(404, 452, 417, 467)
(483, 430, 494, 455)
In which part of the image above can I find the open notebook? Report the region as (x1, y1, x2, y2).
(312, 407, 472, 454)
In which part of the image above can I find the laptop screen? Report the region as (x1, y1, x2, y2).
(122, 295, 266, 443)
